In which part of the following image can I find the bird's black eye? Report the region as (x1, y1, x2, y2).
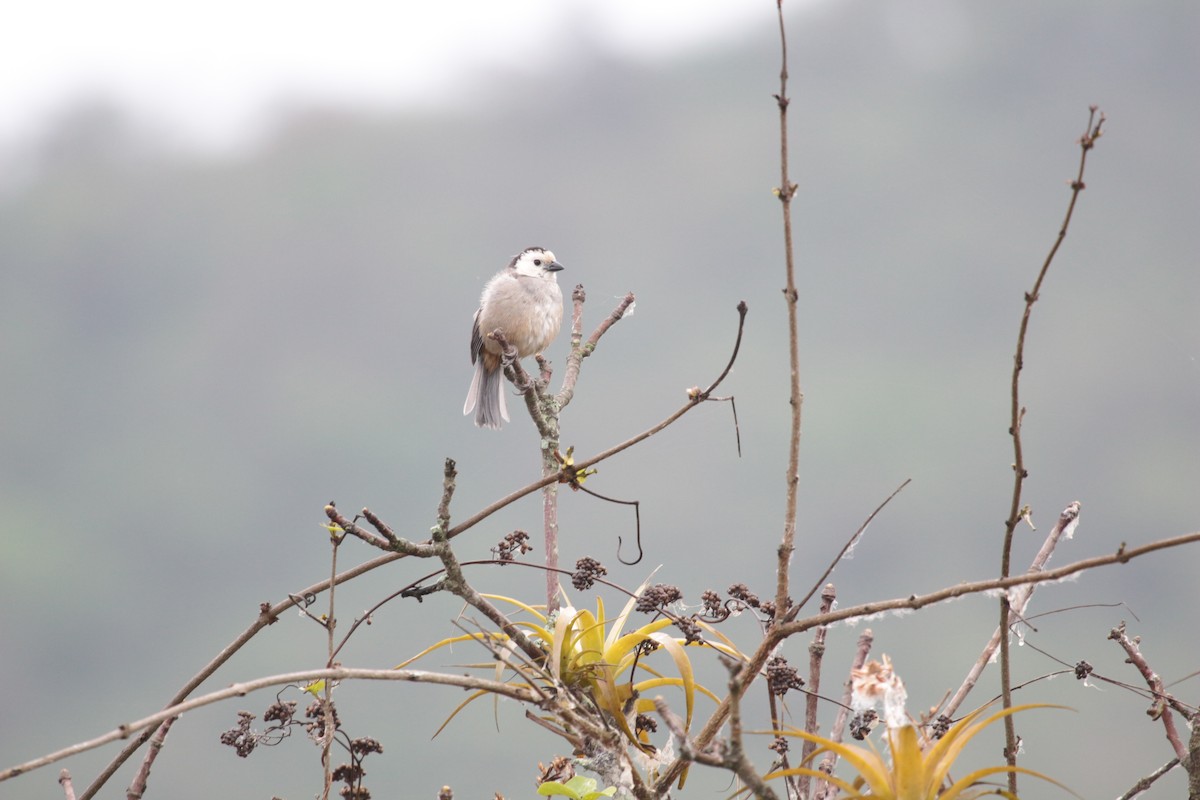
(533, 259, 542, 266)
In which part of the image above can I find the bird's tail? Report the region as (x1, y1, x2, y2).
(463, 359, 508, 429)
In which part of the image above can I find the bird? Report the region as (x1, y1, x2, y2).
(463, 247, 565, 429)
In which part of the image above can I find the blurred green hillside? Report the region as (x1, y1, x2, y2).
(2, 1, 1198, 798)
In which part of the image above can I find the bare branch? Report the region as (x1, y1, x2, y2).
(943, 500, 1081, 719)
(998, 107, 1105, 791)
(1116, 758, 1181, 800)
(787, 479, 912, 620)
(1108, 622, 1189, 761)
(124, 717, 175, 800)
(814, 629, 874, 799)
(4, 669, 540, 784)
(795, 585, 837, 798)
(771, 0, 803, 636)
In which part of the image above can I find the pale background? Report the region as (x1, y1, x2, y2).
(2, 1, 1198, 798)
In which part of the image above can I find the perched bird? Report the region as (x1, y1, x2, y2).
(463, 247, 565, 429)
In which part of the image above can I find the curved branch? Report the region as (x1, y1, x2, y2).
(4, 668, 540, 784)
(571, 301, 748, 475)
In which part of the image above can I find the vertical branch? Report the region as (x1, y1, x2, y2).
(556, 285, 588, 409)
(814, 629, 874, 799)
(321, 531, 342, 800)
(539, 290, 582, 616)
(1188, 723, 1200, 800)
(542, 423, 562, 615)
(495, 327, 564, 615)
(795, 584, 836, 797)
(997, 106, 1104, 791)
(727, 665, 782, 800)
(773, 0, 802, 627)
(543, 287, 633, 614)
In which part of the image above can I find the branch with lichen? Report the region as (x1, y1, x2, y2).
(1107, 622, 1192, 763)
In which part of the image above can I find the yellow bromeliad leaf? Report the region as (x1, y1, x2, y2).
(394, 631, 513, 670)
(644, 631, 696, 733)
(632, 674, 721, 706)
(756, 703, 1074, 800)
(431, 689, 490, 739)
(482, 592, 549, 622)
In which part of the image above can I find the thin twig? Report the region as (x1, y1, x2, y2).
(320, 528, 341, 800)
(998, 105, 1104, 791)
(772, 0, 803, 631)
(699, 300, 749, 399)
(787, 479, 912, 621)
(705, 394, 742, 457)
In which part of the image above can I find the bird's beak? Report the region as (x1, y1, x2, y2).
(546, 261, 565, 272)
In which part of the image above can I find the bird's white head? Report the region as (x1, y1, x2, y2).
(510, 247, 564, 280)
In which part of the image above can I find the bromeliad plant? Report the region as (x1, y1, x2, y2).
(759, 657, 1075, 799)
(397, 576, 743, 763)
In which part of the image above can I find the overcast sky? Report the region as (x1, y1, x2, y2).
(1, 1, 807, 151)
